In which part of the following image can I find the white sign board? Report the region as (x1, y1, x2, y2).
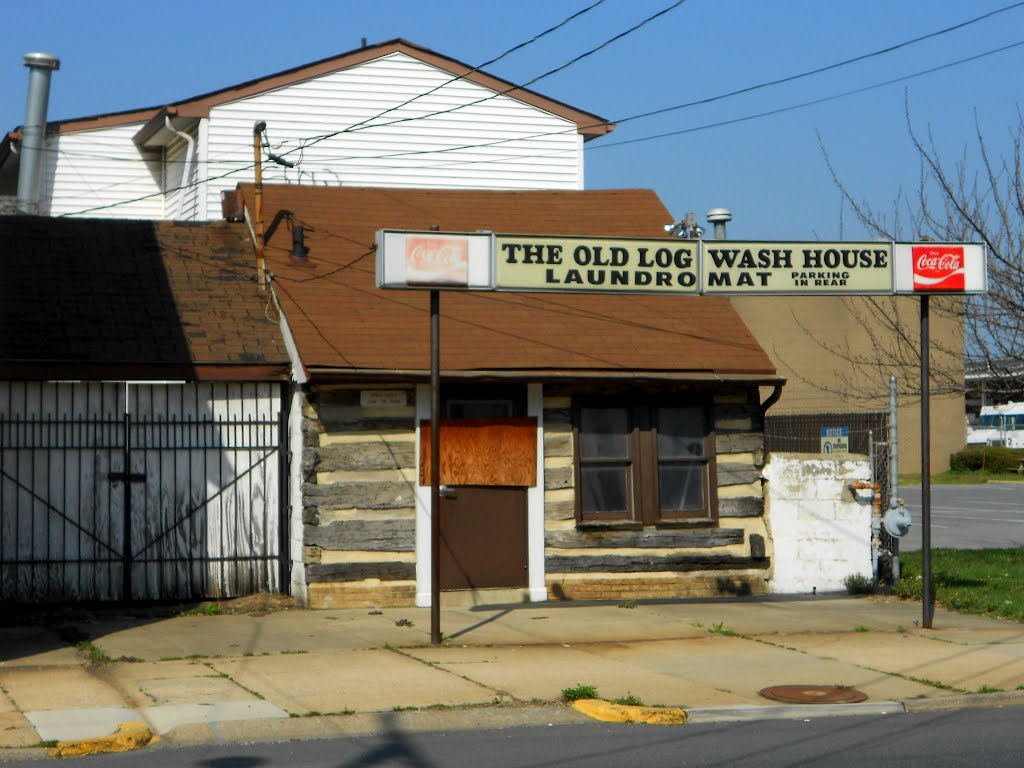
(376, 230, 493, 289)
(820, 427, 850, 454)
(376, 230, 988, 296)
(360, 390, 408, 408)
(893, 242, 987, 294)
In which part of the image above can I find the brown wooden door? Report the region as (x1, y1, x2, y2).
(439, 486, 527, 590)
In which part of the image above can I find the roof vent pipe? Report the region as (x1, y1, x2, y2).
(16, 52, 60, 215)
(707, 208, 732, 240)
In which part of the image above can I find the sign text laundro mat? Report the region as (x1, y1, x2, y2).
(378, 231, 986, 295)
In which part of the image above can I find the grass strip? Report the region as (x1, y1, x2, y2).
(892, 549, 1024, 623)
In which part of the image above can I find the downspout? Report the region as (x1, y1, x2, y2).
(16, 52, 60, 215)
(164, 115, 195, 220)
(761, 384, 783, 412)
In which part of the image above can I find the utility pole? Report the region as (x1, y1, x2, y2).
(253, 121, 267, 290)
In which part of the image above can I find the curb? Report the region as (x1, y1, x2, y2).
(52, 722, 155, 758)
(902, 690, 1024, 713)
(158, 705, 592, 747)
(684, 701, 905, 724)
(571, 700, 687, 725)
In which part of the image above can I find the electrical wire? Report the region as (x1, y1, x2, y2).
(269, 278, 356, 367)
(589, 37, 1024, 150)
(51, 3, 1024, 216)
(34, 0, 1024, 168)
(342, 0, 608, 134)
(613, 0, 1024, 127)
(284, 0, 689, 154)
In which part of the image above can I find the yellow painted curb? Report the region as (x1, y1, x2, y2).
(52, 722, 156, 758)
(571, 699, 688, 725)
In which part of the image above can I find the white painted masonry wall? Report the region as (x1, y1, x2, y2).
(765, 452, 873, 594)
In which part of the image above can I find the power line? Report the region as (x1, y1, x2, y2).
(342, 0, 608, 134)
(53, 1, 652, 218)
(53, 4, 1024, 216)
(270, 277, 356, 367)
(270, 0, 690, 158)
(613, 0, 1024, 127)
(38, 0, 1022, 170)
(589, 37, 1024, 150)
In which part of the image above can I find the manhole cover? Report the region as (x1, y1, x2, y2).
(758, 685, 868, 704)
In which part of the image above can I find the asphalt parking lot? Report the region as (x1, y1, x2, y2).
(895, 482, 1024, 550)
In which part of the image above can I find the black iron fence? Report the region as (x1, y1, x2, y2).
(0, 382, 287, 603)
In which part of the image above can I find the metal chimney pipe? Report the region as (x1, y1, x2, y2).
(707, 208, 732, 240)
(16, 52, 60, 215)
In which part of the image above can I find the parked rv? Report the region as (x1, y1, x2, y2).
(967, 402, 1024, 447)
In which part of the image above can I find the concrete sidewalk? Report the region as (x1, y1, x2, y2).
(2, 594, 1023, 758)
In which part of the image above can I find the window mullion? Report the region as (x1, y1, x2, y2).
(637, 406, 657, 526)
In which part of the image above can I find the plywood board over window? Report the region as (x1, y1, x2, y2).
(419, 417, 537, 487)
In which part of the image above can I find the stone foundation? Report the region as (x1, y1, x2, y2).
(546, 571, 770, 601)
(307, 580, 417, 609)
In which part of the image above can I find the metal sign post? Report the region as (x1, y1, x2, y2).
(920, 295, 934, 628)
(430, 289, 442, 645)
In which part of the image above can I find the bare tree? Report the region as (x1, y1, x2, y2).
(820, 107, 1024, 402)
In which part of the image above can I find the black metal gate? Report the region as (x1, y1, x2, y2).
(0, 382, 287, 602)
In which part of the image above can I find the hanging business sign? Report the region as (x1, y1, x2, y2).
(375, 230, 987, 296)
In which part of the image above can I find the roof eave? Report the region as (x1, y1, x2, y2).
(12, 38, 613, 139)
(304, 367, 784, 385)
(133, 107, 203, 147)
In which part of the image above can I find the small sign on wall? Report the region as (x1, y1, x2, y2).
(360, 390, 408, 408)
(821, 427, 850, 454)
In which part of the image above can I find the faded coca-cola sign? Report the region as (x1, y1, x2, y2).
(405, 237, 469, 286)
(912, 245, 965, 291)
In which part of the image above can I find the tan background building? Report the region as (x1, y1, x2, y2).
(731, 294, 965, 473)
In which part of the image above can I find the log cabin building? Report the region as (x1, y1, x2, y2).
(232, 183, 785, 608)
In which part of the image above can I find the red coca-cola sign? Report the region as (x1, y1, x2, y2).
(912, 245, 965, 291)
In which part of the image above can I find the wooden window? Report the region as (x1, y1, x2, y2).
(574, 399, 716, 525)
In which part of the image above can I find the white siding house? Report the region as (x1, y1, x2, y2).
(3, 40, 612, 221)
(43, 124, 164, 219)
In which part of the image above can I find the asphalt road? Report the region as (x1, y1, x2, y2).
(894, 482, 1024, 551)
(20, 708, 1024, 768)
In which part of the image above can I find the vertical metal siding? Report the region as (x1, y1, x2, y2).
(0, 381, 284, 602)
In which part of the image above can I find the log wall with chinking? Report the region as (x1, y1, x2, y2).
(301, 384, 419, 608)
(543, 384, 772, 601)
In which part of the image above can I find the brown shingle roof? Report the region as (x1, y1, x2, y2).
(237, 185, 777, 382)
(0, 217, 289, 380)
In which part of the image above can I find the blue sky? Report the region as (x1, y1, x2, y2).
(4, 0, 1022, 240)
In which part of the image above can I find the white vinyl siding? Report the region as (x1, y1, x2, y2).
(163, 132, 200, 221)
(44, 124, 164, 219)
(30, 53, 586, 222)
(201, 53, 583, 217)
